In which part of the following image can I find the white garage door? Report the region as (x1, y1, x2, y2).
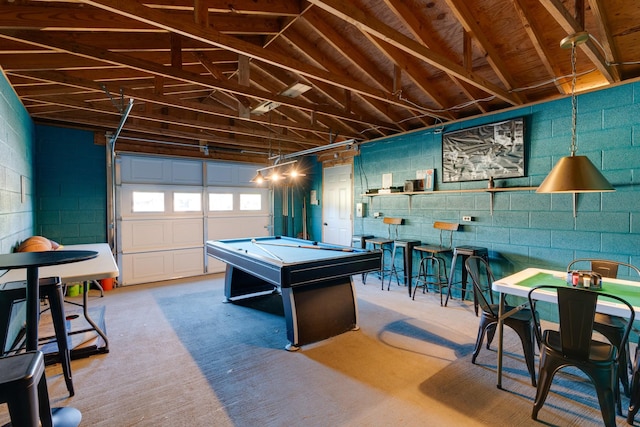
(116, 155, 270, 285)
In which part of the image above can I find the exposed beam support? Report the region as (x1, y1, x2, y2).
(539, 0, 619, 82)
(77, 0, 432, 114)
(307, 0, 520, 105)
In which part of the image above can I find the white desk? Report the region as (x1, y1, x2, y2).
(0, 243, 118, 357)
(492, 267, 640, 388)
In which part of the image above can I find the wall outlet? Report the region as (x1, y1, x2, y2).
(462, 216, 472, 222)
(374, 212, 381, 218)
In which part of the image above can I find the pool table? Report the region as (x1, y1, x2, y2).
(206, 236, 382, 350)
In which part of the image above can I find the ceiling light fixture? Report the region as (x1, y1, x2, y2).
(250, 171, 265, 184)
(251, 160, 302, 185)
(536, 31, 614, 215)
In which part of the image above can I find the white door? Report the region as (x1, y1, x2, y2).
(322, 164, 352, 246)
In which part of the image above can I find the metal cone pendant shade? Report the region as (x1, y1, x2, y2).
(536, 155, 614, 193)
(536, 31, 615, 195)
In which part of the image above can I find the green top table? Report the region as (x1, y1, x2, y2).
(493, 268, 640, 317)
(491, 267, 640, 388)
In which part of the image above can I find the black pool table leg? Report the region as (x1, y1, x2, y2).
(281, 277, 358, 351)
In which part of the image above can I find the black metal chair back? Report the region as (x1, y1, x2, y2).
(567, 258, 640, 279)
(528, 285, 635, 426)
(465, 256, 496, 316)
(556, 286, 597, 359)
(529, 285, 634, 363)
(567, 258, 640, 397)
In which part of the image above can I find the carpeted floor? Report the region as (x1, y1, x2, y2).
(0, 273, 636, 426)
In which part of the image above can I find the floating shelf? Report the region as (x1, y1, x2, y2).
(361, 186, 539, 215)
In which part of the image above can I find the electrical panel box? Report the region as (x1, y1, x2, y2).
(356, 202, 365, 217)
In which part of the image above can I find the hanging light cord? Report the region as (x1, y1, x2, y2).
(570, 42, 578, 157)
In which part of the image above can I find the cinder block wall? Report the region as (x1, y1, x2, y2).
(0, 72, 34, 253)
(354, 80, 640, 281)
(34, 125, 106, 244)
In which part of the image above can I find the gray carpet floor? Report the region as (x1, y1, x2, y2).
(0, 273, 636, 426)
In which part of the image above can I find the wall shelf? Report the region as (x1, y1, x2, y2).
(361, 186, 539, 215)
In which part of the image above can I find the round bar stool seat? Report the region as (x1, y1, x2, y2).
(444, 245, 489, 314)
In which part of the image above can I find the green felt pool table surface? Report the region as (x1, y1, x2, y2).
(218, 236, 364, 263)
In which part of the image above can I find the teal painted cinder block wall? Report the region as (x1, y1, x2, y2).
(353, 80, 640, 280)
(0, 71, 35, 253)
(34, 125, 106, 244)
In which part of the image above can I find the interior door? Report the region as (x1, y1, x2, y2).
(322, 164, 353, 246)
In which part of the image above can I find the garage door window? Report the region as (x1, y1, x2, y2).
(132, 191, 165, 212)
(239, 194, 262, 211)
(209, 193, 233, 211)
(174, 192, 202, 212)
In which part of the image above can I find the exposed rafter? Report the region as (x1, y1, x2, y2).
(0, 0, 638, 162)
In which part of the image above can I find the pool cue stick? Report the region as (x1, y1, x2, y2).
(302, 197, 308, 240)
(251, 239, 284, 261)
(257, 241, 355, 252)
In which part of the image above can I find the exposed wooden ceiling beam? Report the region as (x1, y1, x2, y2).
(78, 0, 431, 115)
(538, 0, 619, 82)
(307, 0, 520, 105)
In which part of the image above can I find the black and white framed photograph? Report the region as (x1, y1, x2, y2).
(441, 117, 526, 182)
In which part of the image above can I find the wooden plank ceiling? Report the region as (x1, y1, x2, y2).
(1, 0, 639, 163)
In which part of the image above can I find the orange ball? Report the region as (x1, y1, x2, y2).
(16, 236, 53, 252)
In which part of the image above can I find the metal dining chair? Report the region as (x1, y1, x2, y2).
(567, 259, 640, 397)
(528, 285, 634, 427)
(466, 256, 537, 386)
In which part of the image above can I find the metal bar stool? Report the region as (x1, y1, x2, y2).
(412, 222, 459, 304)
(388, 239, 420, 294)
(444, 245, 488, 314)
(352, 235, 374, 284)
(365, 217, 403, 289)
(0, 277, 75, 397)
(0, 350, 82, 427)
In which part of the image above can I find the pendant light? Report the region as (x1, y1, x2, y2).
(536, 32, 614, 194)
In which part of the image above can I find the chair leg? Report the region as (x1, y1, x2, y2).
(485, 323, 497, 349)
(412, 258, 429, 300)
(619, 343, 631, 397)
(6, 383, 40, 427)
(472, 315, 492, 364)
(507, 320, 537, 387)
(387, 247, 402, 291)
(594, 319, 631, 397)
(629, 376, 640, 423)
(37, 371, 54, 427)
(591, 373, 617, 427)
(43, 284, 74, 396)
(532, 352, 557, 420)
(386, 247, 395, 290)
(628, 344, 640, 424)
(434, 256, 449, 307)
